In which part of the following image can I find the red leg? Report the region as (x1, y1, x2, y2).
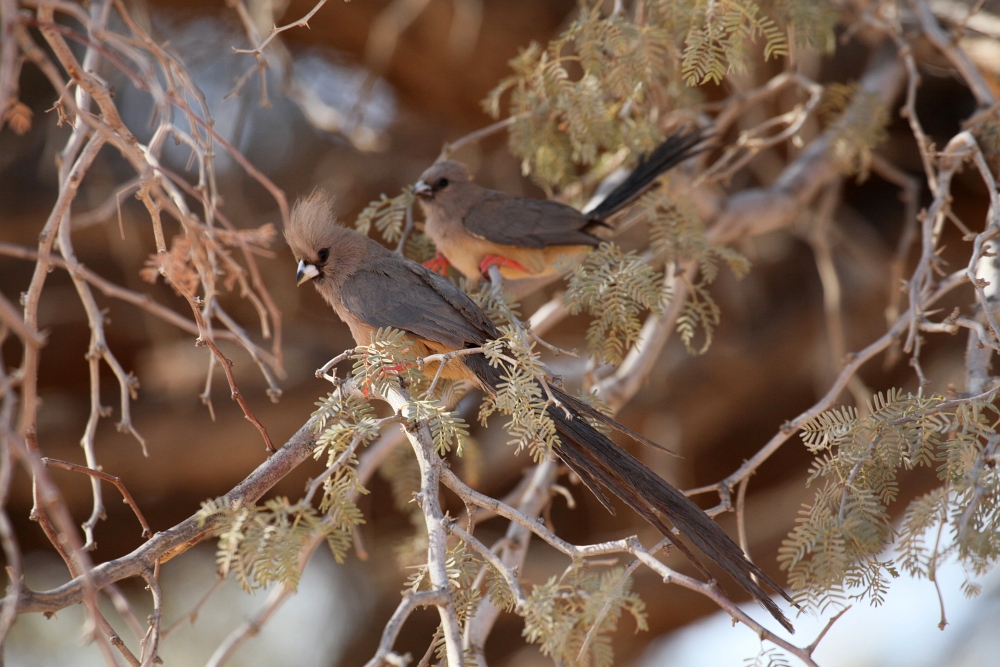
(479, 254, 528, 276)
(382, 363, 411, 374)
(423, 252, 451, 275)
(362, 361, 412, 396)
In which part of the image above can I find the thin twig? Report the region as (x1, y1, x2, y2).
(418, 347, 486, 397)
(42, 458, 152, 538)
(138, 563, 162, 667)
(232, 0, 330, 58)
(438, 115, 521, 161)
(161, 576, 224, 640)
(685, 270, 970, 506)
(395, 200, 416, 255)
(168, 283, 274, 452)
(912, 0, 996, 107)
(446, 522, 527, 611)
(5, 416, 321, 616)
(362, 590, 447, 667)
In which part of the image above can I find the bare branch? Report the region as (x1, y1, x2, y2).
(232, 0, 330, 58)
(912, 0, 996, 107)
(439, 115, 521, 161)
(42, 458, 152, 539)
(377, 385, 465, 667)
(4, 417, 319, 616)
(138, 563, 162, 667)
(363, 590, 448, 667)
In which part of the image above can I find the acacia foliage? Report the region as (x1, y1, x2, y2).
(484, 0, 833, 189)
(196, 0, 1000, 665)
(781, 389, 1000, 612)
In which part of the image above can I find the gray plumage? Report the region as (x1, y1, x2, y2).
(287, 190, 794, 632)
(414, 129, 706, 281)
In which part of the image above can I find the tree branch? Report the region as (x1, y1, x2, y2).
(4, 417, 319, 615)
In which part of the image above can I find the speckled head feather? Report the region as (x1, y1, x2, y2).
(285, 189, 336, 263)
(413, 161, 479, 212)
(285, 189, 376, 289)
(416, 161, 473, 191)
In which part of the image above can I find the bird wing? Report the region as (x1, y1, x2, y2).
(464, 193, 601, 249)
(340, 255, 499, 349)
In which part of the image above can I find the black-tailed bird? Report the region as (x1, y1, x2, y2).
(413, 130, 706, 281)
(286, 190, 793, 631)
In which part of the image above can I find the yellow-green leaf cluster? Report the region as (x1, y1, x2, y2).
(310, 393, 376, 513)
(522, 566, 647, 667)
(486, 0, 816, 189)
(404, 230, 437, 263)
(351, 327, 421, 396)
(355, 188, 414, 244)
(403, 398, 470, 456)
(680, 0, 788, 85)
(407, 543, 490, 662)
(820, 82, 890, 181)
(564, 242, 667, 365)
(198, 497, 363, 592)
(744, 646, 793, 667)
(378, 444, 429, 565)
(643, 190, 749, 354)
(480, 327, 561, 461)
(468, 279, 523, 329)
(781, 389, 1000, 612)
(768, 0, 838, 52)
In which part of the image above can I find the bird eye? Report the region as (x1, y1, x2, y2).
(317, 248, 329, 263)
(436, 177, 449, 189)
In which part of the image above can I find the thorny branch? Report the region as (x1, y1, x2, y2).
(379, 384, 465, 667)
(5, 0, 1000, 664)
(204, 427, 406, 666)
(42, 457, 152, 539)
(3, 416, 321, 616)
(0, 6, 291, 654)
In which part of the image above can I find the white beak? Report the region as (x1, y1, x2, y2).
(412, 180, 432, 197)
(296, 260, 320, 285)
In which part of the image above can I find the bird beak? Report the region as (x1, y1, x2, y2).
(296, 260, 320, 286)
(412, 180, 432, 198)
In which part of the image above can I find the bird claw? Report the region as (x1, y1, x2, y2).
(423, 253, 451, 275)
(360, 361, 413, 397)
(382, 363, 411, 374)
(479, 254, 527, 276)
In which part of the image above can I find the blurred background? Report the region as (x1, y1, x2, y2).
(1, 0, 998, 665)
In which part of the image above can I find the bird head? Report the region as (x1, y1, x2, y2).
(412, 161, 472, 204)
(285, 190, 364, 288)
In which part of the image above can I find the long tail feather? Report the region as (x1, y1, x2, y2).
(465, 353, 794, 632)
(550, 388, 794, 632)
(589, 129, 709, 220)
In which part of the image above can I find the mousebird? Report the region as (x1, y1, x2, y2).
(413, 130, 706, 282)
(286, 190, 793, 631)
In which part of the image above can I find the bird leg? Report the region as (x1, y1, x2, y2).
(423, 252, 452, 275)
(479, 254, 528, 277)
(360, 360, 415, 397)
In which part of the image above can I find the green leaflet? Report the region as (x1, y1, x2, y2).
(781, 389, 1000, 612)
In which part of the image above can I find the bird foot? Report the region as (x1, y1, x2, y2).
(479, 254, 527, 276)
(382, 363, 411, 374)
(360, 361, 414, 396)
(423, 253, 451, 275)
